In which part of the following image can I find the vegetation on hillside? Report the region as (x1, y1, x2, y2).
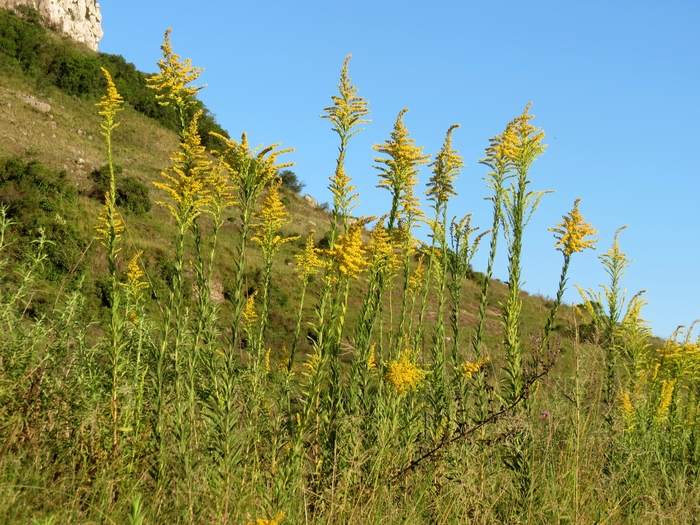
(1, 13, 699, 525)
(0, 5, 229, 150)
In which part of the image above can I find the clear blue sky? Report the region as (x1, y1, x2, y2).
(99, 0, 700, 339)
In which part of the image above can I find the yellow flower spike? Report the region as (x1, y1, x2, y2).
(374, 109, 430, 228)
(243, 291, 258, 328)
(147, 28, 204, 130)
(393, 222, 418, 255)
(619, 390, 636, 428)
(295, 230, 323, 281)
(95, 68, 124, 135)
(374, 106, 425, 164)
(508, 102, 547, 168)
(549, 198, 599, 256)
(323, 55, 369, 218)
(255, 141, 295, 179)
(153, 111, 213, 229)
(123, 251, 149, 293)
(213, 132, 294, 200)
(385, 348, 426, 396)
(95, 193, 124, 245)
(366, 220, 399, 274)
(322, 54, 370, 140)
(328, 160, 359, 217)
(427, 124, 463, 208)
(460, 356, 490, 380)
(263, 348, 271, 375)
(408, 253, 425, 297)
(655, 378, 677, 424)
(279, 345, 291, 372)
(94, 67, 126, 289)
(482, 121, 518, 173)
(319, 219, 369, 279)
(367, 343, 377, 372)
(252, 179, 300, 260)
(303, 352, 321, 376)
(207, 158, 236, 218)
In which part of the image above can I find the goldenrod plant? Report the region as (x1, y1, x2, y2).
(147, 28, 204, 138)
(95, 67, 126, 459)
(421, 124, 464, 435)
(488, 105, 550, 515)
(213, 131, 292, 352)
(545, 198, 598, 350)
(577, 226, 631, 412)
(291, 230, 322, 366)
(499, 104, 549, 406)
(5, 35, 700, 524)
(322, 54, 369, 238)
(252, 178, 299, 357)
(374, 109, 428, 357)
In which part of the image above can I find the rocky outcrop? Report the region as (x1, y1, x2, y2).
(0, 0, 102, 51)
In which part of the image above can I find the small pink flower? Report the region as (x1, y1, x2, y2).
(541, 411, 549, 420)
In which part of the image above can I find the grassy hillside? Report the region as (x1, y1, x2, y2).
(1, 7, 698, 525)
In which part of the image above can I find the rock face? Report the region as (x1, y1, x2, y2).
(0, 0, 103, 51)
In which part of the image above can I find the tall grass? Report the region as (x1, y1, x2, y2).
(1, 31, 699, 525)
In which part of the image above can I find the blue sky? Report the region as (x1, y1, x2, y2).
(99, 0, 700, 339)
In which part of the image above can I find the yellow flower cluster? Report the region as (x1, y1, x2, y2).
(393, 223, 418, 255)
(147, 28, 204, 114)
(374, 109, 430, 177)
(322, 54, 370, 139)
(659, 341, 700, 362)
(374, 109, 429, 223)
(408, 254, 425, 297)
(243, 291, 258, 328)
(248, 512, 285, 525)
(328, 161, 358, 217)
(279, 345, 291, 372)
(320, 221, 368, 279)
(216, 132, 294, 196)
(154, 111, 212, 228)
(263, 348, 271, 375)
(460, 356, 491, 380)
(658, 338, 700, 379)
(303, 352, 321, 376)
(207, 159, 236, 219)
(295, 231, 323, 281)
(366, 221, 399, 274)
(95, 196, 124, 246)
(549, 198, 599, 256)
(482, 104, 546, 175)
(507, 103, 547, 167)
(95, 68, 123, 136)
(324, 56, 368, 218)
(655, 378, 677, 424)
(367, 343, 377, 372)
(123, 251, 148, 292)
(426, 124, 463, 208)
(619, 390, 635, 427)
(481, 121, 518, 172)
(252, 179, 299, 258)
(385, 349, 426, 395)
